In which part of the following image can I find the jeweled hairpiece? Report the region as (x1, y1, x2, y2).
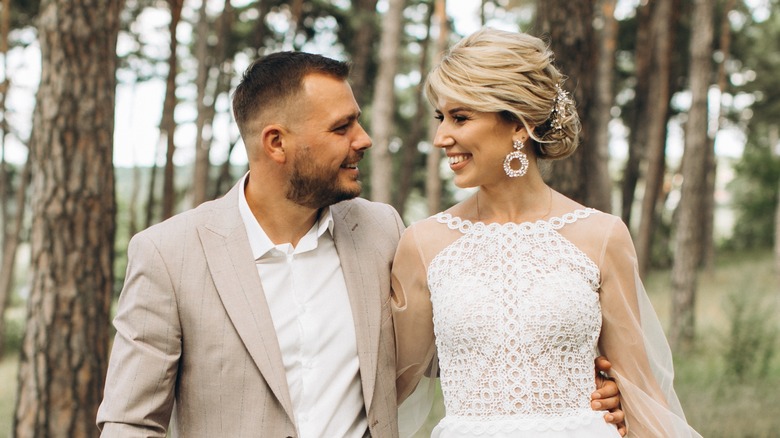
(550, 83, 573, 131)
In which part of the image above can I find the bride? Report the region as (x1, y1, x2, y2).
(391, 28, 701, 438)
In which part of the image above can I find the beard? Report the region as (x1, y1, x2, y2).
(286, 149, 363, 209)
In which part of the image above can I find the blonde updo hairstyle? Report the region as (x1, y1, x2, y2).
(425, 27, 580, 160)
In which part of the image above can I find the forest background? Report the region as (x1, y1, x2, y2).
(1, 0, 779, 437)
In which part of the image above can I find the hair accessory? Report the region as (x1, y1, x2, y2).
(550, 83, 573, 132)
(503, 138, 529, 177)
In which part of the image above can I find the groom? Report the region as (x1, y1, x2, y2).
(97, 51, 624, 437)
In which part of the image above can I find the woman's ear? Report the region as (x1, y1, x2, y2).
(515, 122, 536, 141)
(261, 124, 287, 164)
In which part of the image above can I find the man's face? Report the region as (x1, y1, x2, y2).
(284, 74, 372, 209)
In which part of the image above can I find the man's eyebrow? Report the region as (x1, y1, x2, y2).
(330, 111, 361, 127)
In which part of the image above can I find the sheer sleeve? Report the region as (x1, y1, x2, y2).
(391, 224, 438, 437)
(598, 218, 701, 437)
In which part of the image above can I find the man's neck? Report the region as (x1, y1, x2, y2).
(244, 176, 321, 247)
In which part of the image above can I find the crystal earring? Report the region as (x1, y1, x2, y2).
(503, 138, 529, 177)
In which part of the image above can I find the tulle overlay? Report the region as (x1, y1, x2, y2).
(392, 205, 701, 437)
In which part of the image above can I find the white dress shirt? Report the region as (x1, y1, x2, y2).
(238, 175, 367, 438)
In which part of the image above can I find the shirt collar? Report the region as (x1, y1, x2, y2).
(238, 172, 334, 260)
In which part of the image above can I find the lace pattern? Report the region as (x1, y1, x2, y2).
(428, 209, 601, 419)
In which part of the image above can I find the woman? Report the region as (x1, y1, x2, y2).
(391, 28, 701, 437)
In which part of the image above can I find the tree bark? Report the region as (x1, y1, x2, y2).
(0, 159, 29, 358)
(669, 0, 714, 354)
(701, 0, 736, 270)
(369, 0, 405, 204)
(13, 0, 121, 436)
(426, 0, 447, 215)
(0, 0, 13, 357)
(770, 126, 780, 283)
(393, 2, 436, 216)
(535, 0, 612, 212)
(190, 0, 214, 208)
(161, 0, 183, 220)
(635, 0, 676, 278)
(252, 0, 272, 58)
(590, 0, 618, 214)
(349, 0, 379, 108)
(620, 2, 652, 226)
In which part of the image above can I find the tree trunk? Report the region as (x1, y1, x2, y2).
(393, 2, 436, 216)
(349, 0, 379, 108)
(0, 159, 29, 358)
(620, 1, 652, 225)
(426, 0, 447, 215)
(535, 0, 612, 211)
(161, 0, 183, 220)
(0, 0, 13, 356)
(144, 149, 159, 228)
(770, 126, 780, 283)
(635, 0, 676, 278)
(13, 0, 121, 436)
(252, 0, 272, 58)
(0, 0, 10, 261)
(190, 0, 213, 208)
(701, 0, 736, 270)
(590, 0, 618, 213)
(369, 0, 405, 204)
(669, 0, 714, 354)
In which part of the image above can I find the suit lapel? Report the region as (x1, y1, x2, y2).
(331, 202, 381, 413)
(197, 183, 296, 423)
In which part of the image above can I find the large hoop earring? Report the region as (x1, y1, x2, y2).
(503, 138, 529, 177)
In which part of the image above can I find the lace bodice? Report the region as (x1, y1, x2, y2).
(393, 204, 701, 437)
(428, 209, 601, 418)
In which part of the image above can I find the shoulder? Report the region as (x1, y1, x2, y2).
(332, 198, 405, 251)
(132, 190, 237, 250)
(333, 198, 403, 229)
(576, 210, 636, 266)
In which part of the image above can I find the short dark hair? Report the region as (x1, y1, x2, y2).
(232, 52, 350, 134)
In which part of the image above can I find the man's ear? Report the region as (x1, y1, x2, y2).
(261, 124, 287, 164)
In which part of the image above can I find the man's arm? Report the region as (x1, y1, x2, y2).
(591, 355, 627, 436)
(96, 233, 182, 436)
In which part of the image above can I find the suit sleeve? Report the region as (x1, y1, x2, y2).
(97, 233, 182, 437)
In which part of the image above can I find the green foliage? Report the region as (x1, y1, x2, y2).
(725, 0, 780, 250)
(722, 288, 777, 381)
(727, 138, 780, 250)
(1, 309, 24, 357)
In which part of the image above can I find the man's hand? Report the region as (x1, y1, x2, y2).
(591, 356, 626, 436)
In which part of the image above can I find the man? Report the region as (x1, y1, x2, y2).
(97, 52, 623, 437)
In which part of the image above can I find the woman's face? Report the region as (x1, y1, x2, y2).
(433, 97, 521, 188)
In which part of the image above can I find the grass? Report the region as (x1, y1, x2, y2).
(1, 250, 779, 437)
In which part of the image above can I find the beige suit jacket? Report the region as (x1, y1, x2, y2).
(97, 181, 404, 437)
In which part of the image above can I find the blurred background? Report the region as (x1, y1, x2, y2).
(1, 0, 779, 436)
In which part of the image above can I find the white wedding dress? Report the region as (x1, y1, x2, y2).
(392, 206, 701, 437)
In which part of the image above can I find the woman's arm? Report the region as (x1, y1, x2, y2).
(598, 217, 701, 437)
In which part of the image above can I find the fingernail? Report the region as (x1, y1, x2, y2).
(606, 414, 614, 421)
(592, 401, 601, 409)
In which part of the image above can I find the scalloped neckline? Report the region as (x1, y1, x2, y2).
(434, 208, 598, 232)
